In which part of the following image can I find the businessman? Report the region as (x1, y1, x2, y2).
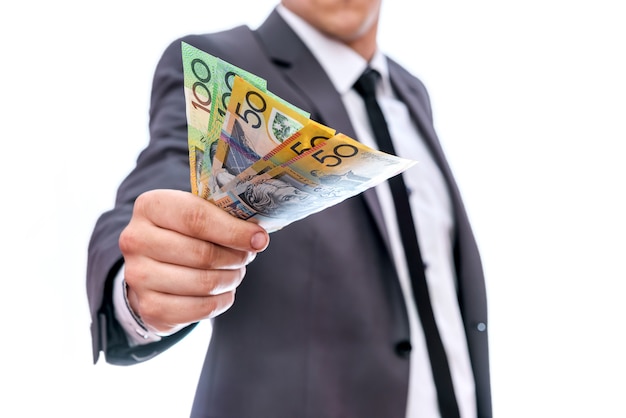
(87, 1, 492, 417)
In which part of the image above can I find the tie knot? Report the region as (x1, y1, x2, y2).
(353, 68, 380, 100)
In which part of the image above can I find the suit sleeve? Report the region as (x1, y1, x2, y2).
(86, 37, 199, 365)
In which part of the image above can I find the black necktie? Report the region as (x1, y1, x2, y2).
(354, 68, 460, 418)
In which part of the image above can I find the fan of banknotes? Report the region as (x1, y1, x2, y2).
(182, 42, 416, 232)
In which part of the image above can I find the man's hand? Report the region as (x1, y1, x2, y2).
(119, 189, 269, 335)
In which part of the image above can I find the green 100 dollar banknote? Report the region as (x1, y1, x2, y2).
(181, 42, 266, 198)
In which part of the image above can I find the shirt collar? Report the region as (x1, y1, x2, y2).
(276, 4, 391, 96)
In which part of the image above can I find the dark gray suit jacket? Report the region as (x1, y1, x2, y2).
(87, 9, 492, 418)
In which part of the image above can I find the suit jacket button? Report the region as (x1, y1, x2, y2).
(395, 340, 412, 358)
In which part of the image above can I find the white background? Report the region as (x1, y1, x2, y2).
(1, 1, 624, 417)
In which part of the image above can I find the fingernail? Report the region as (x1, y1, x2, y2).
(251, 231, 268, 251)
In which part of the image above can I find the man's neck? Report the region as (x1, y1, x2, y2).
(343, 25, 378, 61)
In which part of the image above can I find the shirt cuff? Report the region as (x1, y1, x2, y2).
(113, 266, 162, 347)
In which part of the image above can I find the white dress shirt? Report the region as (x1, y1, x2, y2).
(115, 6, 476, 417)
